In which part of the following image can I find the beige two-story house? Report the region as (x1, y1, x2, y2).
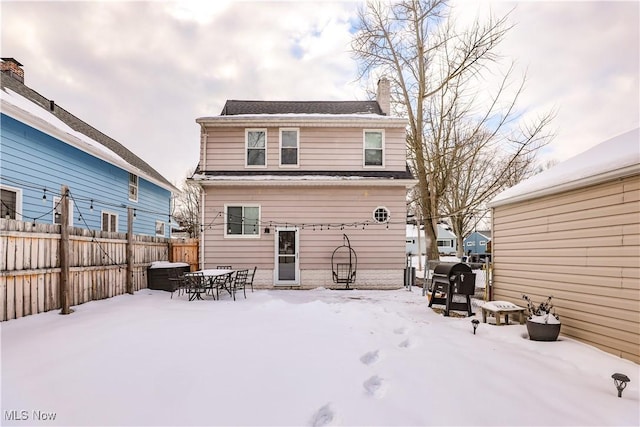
(192, 79, 416, 289)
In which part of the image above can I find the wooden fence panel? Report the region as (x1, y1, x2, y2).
(0, 219, 186, 321)
(170, 239, 199, 271)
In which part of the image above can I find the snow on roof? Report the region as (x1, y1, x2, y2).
(1, 87, 140, 175)
(196, 113, 408, 126)
(0, 85, 177, 192)
(192, 173, 386, 181)
(490, 128, 640, 206)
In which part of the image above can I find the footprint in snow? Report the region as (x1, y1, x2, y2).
(310, 403, 334, 427)
(363, 375, 387, 398)
(394, 327, 408, 335)
(360, 350, 380, 365)
(398, 338, 412, 348)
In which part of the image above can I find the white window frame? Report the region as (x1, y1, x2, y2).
(363, 129, 385, 167)
(372, 206, 390, 223)
(245, 129, 267, 168)
(129, 173, 139, 202)
(155, 220, 165, 237)
(224, 204, 261, 238)
(101, 210, 118, 232)
(467, 241, 476, 247)
(479, 240, 487, 246)
(53, 196, 74, 226)
(279, 128, 300, 168)
(0, 184, 22, 220)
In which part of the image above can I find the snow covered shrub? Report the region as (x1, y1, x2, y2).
(522, 294, 560, 324)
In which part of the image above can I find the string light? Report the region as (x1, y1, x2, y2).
(42, 189, 47, 204)
(89, 200, 94, 211)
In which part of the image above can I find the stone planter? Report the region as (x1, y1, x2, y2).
(526, 319, 561, 341)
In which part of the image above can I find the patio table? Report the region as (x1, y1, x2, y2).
(187, 269, 235, 299)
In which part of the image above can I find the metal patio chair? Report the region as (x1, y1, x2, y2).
(231, 269, 249, 301)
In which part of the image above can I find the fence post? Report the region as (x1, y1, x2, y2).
(126, 207, 134, 294)
(59, 185, 71, 315)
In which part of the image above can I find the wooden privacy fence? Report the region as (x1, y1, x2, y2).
(0, 218, 198, 321)
(169, 238, 199, 271)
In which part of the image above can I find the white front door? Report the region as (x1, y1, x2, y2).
(275, 227, 299, 285)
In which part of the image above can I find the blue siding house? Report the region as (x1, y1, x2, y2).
(463, 230, 491, 255)
(0, 58, 176, 236)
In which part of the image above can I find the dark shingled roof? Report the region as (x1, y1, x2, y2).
(221, 100, 385, 116)
(1, 71, 175, 190)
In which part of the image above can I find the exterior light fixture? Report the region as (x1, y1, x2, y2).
(612, 373, 630, 398)
(471, 319, 479, 335)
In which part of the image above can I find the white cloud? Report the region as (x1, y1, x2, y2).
(1, 0, 637, 185)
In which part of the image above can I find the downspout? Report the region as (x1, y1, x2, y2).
(488, 207, 495, 301)
(199, 124, 207, 270)
(200, 187, 205, 270)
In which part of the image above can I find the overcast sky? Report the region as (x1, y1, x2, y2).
(1, 0, 638, 187)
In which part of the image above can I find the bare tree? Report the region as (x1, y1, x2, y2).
(173, 169, 201, 238)
(352, 0, 554, 259)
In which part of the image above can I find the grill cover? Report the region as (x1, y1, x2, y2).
(432, 262, 475, 295)
(433, 262, 473, 279)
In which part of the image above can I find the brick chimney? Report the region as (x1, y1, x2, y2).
(1, 58, 24, 83)
(376, 77, 390, 116)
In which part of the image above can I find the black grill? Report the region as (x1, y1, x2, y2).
(428, 262, 476, 316)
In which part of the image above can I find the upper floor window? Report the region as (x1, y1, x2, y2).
(225, 205, 260, 237)
(364, 130, 384, 167)
(53, 196, 74, 226)
(246, 129, 267, 167)
(101, 211, 118, 232)
(129, 173, 138, 202)
(280, 128, 299, 167)
(1, 186, 21, 220)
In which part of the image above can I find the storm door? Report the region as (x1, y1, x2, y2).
(275, 228, 299, 285)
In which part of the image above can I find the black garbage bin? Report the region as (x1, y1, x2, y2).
(147, 262, 190, 292)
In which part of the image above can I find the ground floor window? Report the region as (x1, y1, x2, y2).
(1, 186, 21, 220)
(53, 196, 74, 226)
(225, 205, 260, 237)
(101, 211, 118, 232)
(155, 220, 165, 236)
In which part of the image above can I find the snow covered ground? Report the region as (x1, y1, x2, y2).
(2, 288, 638, 426)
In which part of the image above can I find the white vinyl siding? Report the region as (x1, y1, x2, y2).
(203, 127, 406, 172)
(205, 186, 407, 273)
